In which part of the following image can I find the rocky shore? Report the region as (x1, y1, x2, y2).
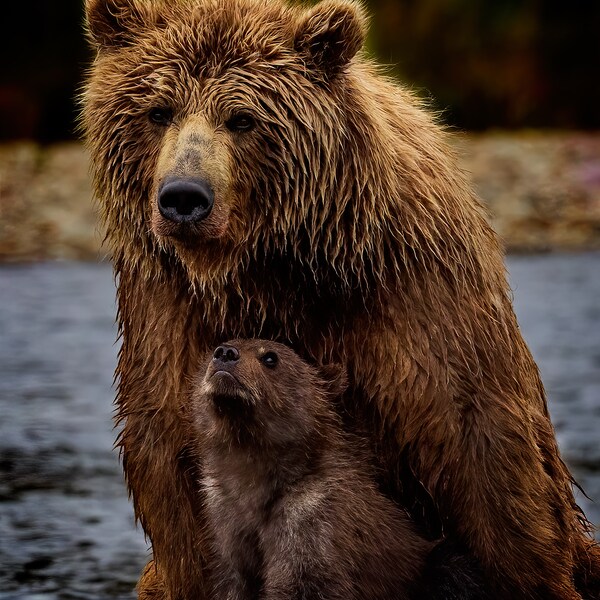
(1, 132, 599, 261)
(457, 132, 600, 252)
(0, 142, 101, 262)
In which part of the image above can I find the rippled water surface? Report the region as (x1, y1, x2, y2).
(0, 255, 599, 599)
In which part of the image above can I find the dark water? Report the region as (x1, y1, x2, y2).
(0, 264, 149, 600)
(0, 255, 599, 599)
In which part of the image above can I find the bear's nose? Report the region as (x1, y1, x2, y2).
(158, 178, 214, 223)
(213, 345, 240, 364)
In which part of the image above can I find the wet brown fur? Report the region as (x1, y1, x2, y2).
(193, 339, 432, 600)
(82, 0, 600, 598)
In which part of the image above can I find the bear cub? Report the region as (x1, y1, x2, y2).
(192, 339, 485, 600)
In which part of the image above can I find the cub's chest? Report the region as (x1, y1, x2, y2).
(201, 464, 274, 530)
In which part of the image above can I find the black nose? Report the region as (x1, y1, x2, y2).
(158, 178, 214, 223)
(213, 345, 240, 364)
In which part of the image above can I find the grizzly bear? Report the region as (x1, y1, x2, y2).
(193, 339, 487, 600)
(82, 0, 600, 599)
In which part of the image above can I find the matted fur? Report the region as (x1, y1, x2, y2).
(82, 0, 600, 598)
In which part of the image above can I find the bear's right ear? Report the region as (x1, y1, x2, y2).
(318, 363, 348, 398)
(294, 0, 367, 76)
(85, 0, 148, 49)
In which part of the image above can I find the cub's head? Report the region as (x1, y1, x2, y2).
(193, 338, 346, 448)
(83, 0, 368, 275)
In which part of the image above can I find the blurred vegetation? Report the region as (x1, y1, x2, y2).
(1, 0, 599, 141)
(1, 1, 89, 141)
(367, 0, 600, 130)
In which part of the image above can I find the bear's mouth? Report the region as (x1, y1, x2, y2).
(211, 370, 238, 383)
(209, 370, 241, 395)
(151, 206, 230, 245)
(207, 371, 253, 416)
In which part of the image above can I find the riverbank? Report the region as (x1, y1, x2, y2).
(1, 132, 599, 261)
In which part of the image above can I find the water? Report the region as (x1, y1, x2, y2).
(507, 254, 600, 524)
(0, 264, 149, 600)
(0, 255, 598, 599)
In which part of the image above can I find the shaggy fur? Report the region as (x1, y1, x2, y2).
(193, 339, 434, 600)
(82, 0, 600, 599)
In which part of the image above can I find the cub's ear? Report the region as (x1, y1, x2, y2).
(294, 0, 367, 75)
(85, 0, 148, 49)
(318, 363, 348, 398)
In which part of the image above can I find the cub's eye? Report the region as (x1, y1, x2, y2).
(225, 113, 256, 133)
(148, 107, 173, 126)
(260, 352, 279, 369)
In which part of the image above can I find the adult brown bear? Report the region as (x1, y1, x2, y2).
(82, 0, 600, 598)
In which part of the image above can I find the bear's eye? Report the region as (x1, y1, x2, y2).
(148, 107, 173, 126)
(260, 352, 279, 368)
(225, 113, 256, 133)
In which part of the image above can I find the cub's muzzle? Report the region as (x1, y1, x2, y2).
(158, 178, 214, 223)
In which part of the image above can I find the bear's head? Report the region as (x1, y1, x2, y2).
(193, 338, 347, 450)
(84, 0, 376, 283)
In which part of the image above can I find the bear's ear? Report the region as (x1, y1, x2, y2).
(85, 0, 148, 49)
(318, 363, 348, 398)
(294, 0, 367, 75)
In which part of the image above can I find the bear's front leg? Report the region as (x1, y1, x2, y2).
(349, 308, 586, 600)
(137, 560, 168, 600)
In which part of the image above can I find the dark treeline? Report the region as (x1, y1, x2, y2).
(1, 0, 598, 141)
(1, 1, 89, 142)
(368, 0, 600, 130)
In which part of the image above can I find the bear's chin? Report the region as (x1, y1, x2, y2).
(205, 372, 253, 402)
(207, 387, 256, 423)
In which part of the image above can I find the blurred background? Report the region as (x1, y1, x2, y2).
(2, 0, 600, 139)
(0, 1, 599, 599)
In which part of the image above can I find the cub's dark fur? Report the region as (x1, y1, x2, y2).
(193, 339, 487, 600)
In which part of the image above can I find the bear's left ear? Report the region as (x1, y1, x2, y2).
(294, 0, 367, 75)
(85, 0, 149, 50)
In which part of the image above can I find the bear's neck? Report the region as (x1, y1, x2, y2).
(182, 245, 373, 362)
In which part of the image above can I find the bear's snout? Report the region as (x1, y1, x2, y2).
(158, 177, 214, 224)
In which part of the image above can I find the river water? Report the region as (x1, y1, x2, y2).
(0, 254, 599, 599)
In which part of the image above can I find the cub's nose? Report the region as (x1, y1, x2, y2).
(213, 345, 240, 365)
(158, 178, 214, 223)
